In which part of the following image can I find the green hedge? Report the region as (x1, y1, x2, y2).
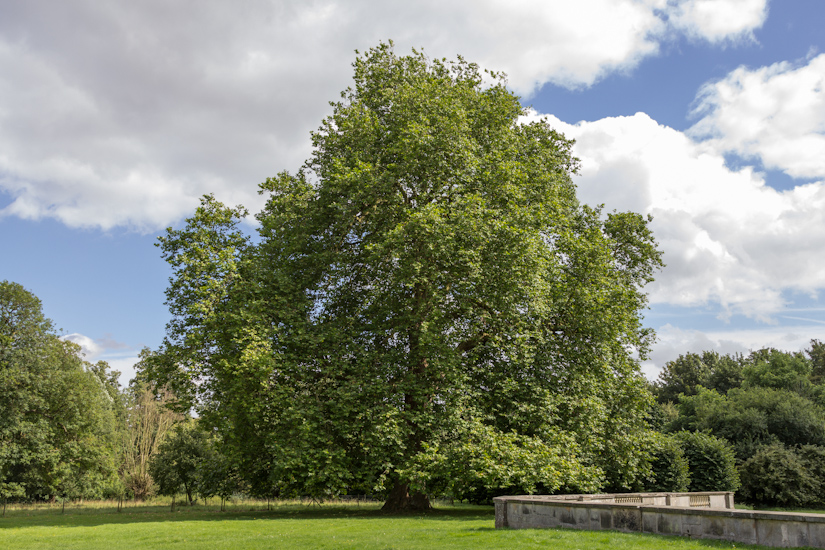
(739, 444, 825, 507)
(674, 431, 739, 492)
(646, 433, 690, 492)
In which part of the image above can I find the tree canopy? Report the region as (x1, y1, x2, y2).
(145, 43, 664, 511)
(0, 281, 120, 502)
(654, 343, 825, 505)
(149, 420, 210, 506)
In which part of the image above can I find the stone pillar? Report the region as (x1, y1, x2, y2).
(494, 498, 509, 528)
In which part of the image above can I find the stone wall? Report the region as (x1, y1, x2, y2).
(494, 493, 825, 548)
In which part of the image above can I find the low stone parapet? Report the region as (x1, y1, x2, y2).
(494, 492, 825, 548)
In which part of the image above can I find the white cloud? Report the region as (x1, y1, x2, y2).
(668, 0, 769, 43)
(642, 323, 822, 380)
(0, 0, 767, 231)
(105, 355, 141, 388)
(62, 332, 103, 358)
(521, 110, 825, 321)
(460, 0, 665, 92)
(61, 332, 139, 385)
(690, 53, 825, 179)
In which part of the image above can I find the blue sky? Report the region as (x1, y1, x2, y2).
(1, 0, 824, 383)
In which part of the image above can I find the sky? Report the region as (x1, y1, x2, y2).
(1, 0, 824, 383)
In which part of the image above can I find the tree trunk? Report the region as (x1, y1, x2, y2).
(382, 296, 433, 515)
(381, 481, 431, 512)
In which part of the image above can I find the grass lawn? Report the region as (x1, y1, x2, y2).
(0, 500, 796, 549)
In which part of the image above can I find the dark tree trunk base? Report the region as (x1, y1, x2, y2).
(381, 482, 431, 513)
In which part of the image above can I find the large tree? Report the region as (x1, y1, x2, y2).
(146, 44, 663, 511)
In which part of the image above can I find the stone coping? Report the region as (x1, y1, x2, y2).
(494, 494, 825, 524)
(503, 491, 728, 502)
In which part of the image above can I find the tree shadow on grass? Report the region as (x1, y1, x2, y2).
(0, 503, 494, 529)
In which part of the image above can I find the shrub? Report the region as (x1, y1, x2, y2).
(798, 445, 825, 484)
(739, 444, 817, 507)
(646, 434, 689, 492)
(149, 421, 211, 505)
(797, 445, 825, 506)
(675, 431, 739, 492)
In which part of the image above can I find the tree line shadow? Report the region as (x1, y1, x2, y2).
(0, 502, 495, 529)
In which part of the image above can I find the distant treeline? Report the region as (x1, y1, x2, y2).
(3, 277, 824, 508)
(0, 280, 183, 504)
(650, 341, 825, 507)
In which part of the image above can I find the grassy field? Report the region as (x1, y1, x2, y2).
(0, 499, 797, 549)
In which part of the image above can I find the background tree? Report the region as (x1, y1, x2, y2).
(0, 281, 119, 501)
(198, 440, 246, 511)
(739, 444, 818, 507)
(742, 348, 813, 395)
(654, 351, 744, 403)
(809, 340, 825, 384)
(119, 371, 182, 500)
(654, 353, 711, 403)
(674, 431, 739, 492)
(670, 385, 825, 460)
(146, 43, 663, 511)
(645, 433, 690, 493)
(655, 342, 825, 503)
(149, 420, 209, 506)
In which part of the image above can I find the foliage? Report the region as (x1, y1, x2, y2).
(404, 421, 602, 504)
(644, 433, 689, 493)
(655, 344, 825, 405)
(119, 373, 183, 500)
(144, 43, 663, 510)
(739, 444, 818, 507)
(809, 339, 825, 384)
(645, 401, 678, 432)
(673, 431, 739, 492)
(148, 421, 210, 505)
(654, 351, 743, 403)
(0, 281, 119, 501)
(658, 344, 825, 504)
(197, 442, 247, 508)
(670, 385, 825, 459)
(654, 354, 710, 403)
(742, 348, 813, 396)
(797, 444, 825, 495)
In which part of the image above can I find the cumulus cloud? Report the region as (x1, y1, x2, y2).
(62, 332, 103, 358)
(0, 0, 767, 231)
(667, 0, 769, 43)
(521, 110, 825, 321)
(61, 332, 131, 358)
(690, 53, 825, 179)
(61, 332, 139, 385)
(95, 333, 131, 350)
